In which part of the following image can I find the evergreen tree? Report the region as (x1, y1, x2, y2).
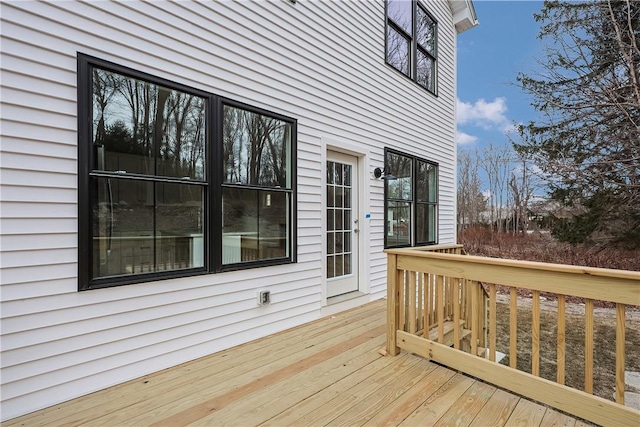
(516, 0, 640, 247)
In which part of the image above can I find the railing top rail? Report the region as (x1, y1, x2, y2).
(385, 248, 640, 305)
(384, 247, 640, 281)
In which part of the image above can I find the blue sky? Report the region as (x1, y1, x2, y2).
(456, 1, 544, 151)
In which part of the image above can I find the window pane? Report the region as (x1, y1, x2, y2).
(387, 0, 412, 34)
(156, 182, 205, 269)
(386, 152, 412, 200)
(92, 178, 203, 279)
(386, 26, 410, 76)
(417, 203, 436, 244)
(386, 201, 411, 247)
(417, 6, 436, 54)
(222, 188, 289, 264)
(223, 105, 291, 188)
(92, 69, 206, 180)
(417, 50, 435, 92)
(416, 160, 437, 202)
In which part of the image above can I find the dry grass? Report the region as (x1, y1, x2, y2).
(493, 302, 640, 401)
(459, 227, 640, 402)
(459, 227, 640, 271)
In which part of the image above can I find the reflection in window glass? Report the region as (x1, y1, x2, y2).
(387, 201, 411, 247)
(385, 149, 438, 248)
(417, 6, 436, 54)
(417, 160, 437, 202)
(222, 188, 289, 264)
(93, 69, 206, 180)
(417, 203, 436, 244)
(386, 26, 410, 76)
(92, 178, 204, 279)
(385, 0, 437, 94)
(223, 105, 291, 188)
(386, 151, 412, 200)
(417, 50, 435, 92)
(387, 0, 412, 33)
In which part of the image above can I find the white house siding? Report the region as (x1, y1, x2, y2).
(0, 0, 461, 420)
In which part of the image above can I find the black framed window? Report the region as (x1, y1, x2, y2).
(220, 103, 293, 265)
(385, 0, 438, 94)
(78, 54, 296, 290)
(384, 148, 438, 248)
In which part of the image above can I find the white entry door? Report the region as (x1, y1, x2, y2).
(326, 152, 359, 298)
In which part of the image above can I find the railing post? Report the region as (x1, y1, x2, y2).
(387, 252, 400, 356)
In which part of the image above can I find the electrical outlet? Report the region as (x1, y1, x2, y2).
(258, 290, 271, 305)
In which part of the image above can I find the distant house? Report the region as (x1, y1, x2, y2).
(0, 0, 477, 421)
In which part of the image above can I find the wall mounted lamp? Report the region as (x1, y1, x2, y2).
(373, 166, 397, 180)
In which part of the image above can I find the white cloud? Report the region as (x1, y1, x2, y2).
(457, 97, 509, 130)
(456, 131, 478, 145)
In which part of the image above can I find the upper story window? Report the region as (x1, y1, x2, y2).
(384, 148, 438, 248)
(385, 0, 438, 94)
(78, 54, 296, 290)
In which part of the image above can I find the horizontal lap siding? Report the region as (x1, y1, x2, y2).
(0, 0, 458, 420)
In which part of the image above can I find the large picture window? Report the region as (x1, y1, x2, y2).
(384, 148, 438, 248)
(78, 54, 296, 290)
(385, 0, 438, 94)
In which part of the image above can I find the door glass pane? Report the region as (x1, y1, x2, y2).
(327, 160, 354, 279)
(222, 188, 289, 264)
(335, 254, 344, 277)
(327, 256, 335, 279)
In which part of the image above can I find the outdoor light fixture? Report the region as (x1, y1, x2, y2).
(373, 166, 397, 180)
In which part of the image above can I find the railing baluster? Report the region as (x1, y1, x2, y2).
(585, 298, 594, 394)
(409, 271, 417, 333)
(399, 270, 406, 332)
(437, 275, 444, 344)
(417, 272, 423, 332)
(424, 273, 431, 338)
(454, 278, 461, 350)
(510, 287, 517, 368)
(616, 303, 626, 404)
(489, 284, 497, 362)
(471, 281, 478, 357)
(557, 294, 566, 385)
(532, 290, 540, 376)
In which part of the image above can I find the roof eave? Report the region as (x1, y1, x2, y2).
(449, 0, 479, 34)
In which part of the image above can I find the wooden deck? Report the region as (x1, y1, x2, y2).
(4, 300, 590, 427)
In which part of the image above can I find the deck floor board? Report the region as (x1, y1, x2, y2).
(4, 300, 589, 427)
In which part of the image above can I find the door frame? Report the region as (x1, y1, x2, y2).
(322, 139, 371, 307)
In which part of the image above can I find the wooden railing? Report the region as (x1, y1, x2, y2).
(385, 247, 640, 427)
